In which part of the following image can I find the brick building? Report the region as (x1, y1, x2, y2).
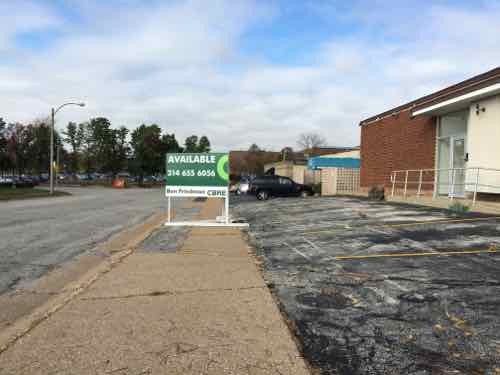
(360, 66, 500, 197)
(229, 150, 281, 180)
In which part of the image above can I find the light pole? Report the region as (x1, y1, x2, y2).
(50, 102, 85, 194)
(56, 144, 60, 189)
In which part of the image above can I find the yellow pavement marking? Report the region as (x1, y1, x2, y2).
(383, 216, 500, 228)
(302, 216, 500, 236)
(334, 248, 498, 261)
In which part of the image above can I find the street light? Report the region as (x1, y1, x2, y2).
(50, 102, 85, 195)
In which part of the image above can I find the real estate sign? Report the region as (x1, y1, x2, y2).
(165, 153, 229, 197)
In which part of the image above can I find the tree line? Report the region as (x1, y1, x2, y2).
(0, 116, 211, 178)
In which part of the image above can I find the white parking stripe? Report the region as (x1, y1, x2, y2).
(284, 242, 311, 260)
(302, 237, 321, 250)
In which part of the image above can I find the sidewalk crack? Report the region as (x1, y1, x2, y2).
(79, 285, 266, 301)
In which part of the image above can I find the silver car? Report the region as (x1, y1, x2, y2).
(236, 179, 250, 195)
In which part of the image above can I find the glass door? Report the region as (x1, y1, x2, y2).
(437, 135, 466, 196)
(437, 138, 450, 195)
(452, 137, 466, 197)
(437, 110, 468, 197)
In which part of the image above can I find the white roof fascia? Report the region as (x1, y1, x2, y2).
(412, 82, 500, 116)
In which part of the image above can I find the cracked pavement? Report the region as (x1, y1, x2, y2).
(232, 195, 500, 375)
(0, 197, 309, 375)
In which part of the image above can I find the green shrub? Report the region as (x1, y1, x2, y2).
(448, 201, 470, 215)
(368, 186, 385, 201)
(312, 183, 321, 195)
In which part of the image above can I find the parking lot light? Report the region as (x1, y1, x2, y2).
(50, 102, 86, 195)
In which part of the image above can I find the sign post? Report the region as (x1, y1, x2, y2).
(164, 153, 247, 227)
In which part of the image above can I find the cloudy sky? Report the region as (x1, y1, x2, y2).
(1, 0, 499, 151)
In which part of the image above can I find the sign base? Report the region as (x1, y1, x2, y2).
(164, 220, 249, 227)
(165, 195, 248, 227)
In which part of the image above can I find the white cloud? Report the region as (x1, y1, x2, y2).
(1, 0, 500, 151)
(0, 1, 61, 52)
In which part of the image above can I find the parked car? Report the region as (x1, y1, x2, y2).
(30, 176, 41, 185)
(116, 173, 134, 183)
(248, 175, 313, 200)
(76, 173, 93, 181)
(0, 176, 14, 187)
(229, 182, 239, 193)
(236, 177, 251, 195)
(13, 176, 35, 188)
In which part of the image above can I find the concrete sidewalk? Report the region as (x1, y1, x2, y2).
(0, 199, 309, 374)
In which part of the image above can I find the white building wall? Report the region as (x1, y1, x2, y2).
(292, 165, 306, 184)
(466, 94, 500, 193)
(319, 150, 360, 158)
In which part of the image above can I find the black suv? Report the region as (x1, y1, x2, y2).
(248, 175, 313, 200)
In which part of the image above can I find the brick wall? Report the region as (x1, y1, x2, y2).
(360, 110, 437, 188)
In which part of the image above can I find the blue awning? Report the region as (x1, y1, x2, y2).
(308, 157, 360, 170)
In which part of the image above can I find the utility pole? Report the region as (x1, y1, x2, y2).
(50, 108, 55, 195)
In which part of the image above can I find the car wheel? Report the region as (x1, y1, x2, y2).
(300, 190, 310, 198)
(257, 190, 269, 200)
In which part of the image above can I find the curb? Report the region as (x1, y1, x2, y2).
(0, 211, 169, 355)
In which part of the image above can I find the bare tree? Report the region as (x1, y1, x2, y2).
(297, 132, 327, 150)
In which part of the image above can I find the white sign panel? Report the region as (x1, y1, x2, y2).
(165, 186, 228, 198)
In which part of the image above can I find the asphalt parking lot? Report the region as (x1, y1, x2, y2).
(232, 196, 500, 375)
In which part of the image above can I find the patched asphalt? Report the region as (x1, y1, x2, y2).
(138, 206, 202, 253)
(232, 195, 500, 375)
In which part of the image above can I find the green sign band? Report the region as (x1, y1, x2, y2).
(166, 153, 229, 187)
(216, 155, 229, 181)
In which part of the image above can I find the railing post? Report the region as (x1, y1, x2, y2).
(433, 169, 438, 199)
(450, 168, 456, 200)
(403, 170, 408, 198)
(417, 170, 423, 199)
(473, 168, 479, 206)
(391, 171, 396, 198)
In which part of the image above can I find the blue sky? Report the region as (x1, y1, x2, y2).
(1, 0, 500, 150)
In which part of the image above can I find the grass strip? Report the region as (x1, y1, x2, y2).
(0, 188, 70, 201)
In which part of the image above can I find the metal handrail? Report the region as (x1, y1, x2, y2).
(390, 167, 500, 205)
(391, 167, 500, 173)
